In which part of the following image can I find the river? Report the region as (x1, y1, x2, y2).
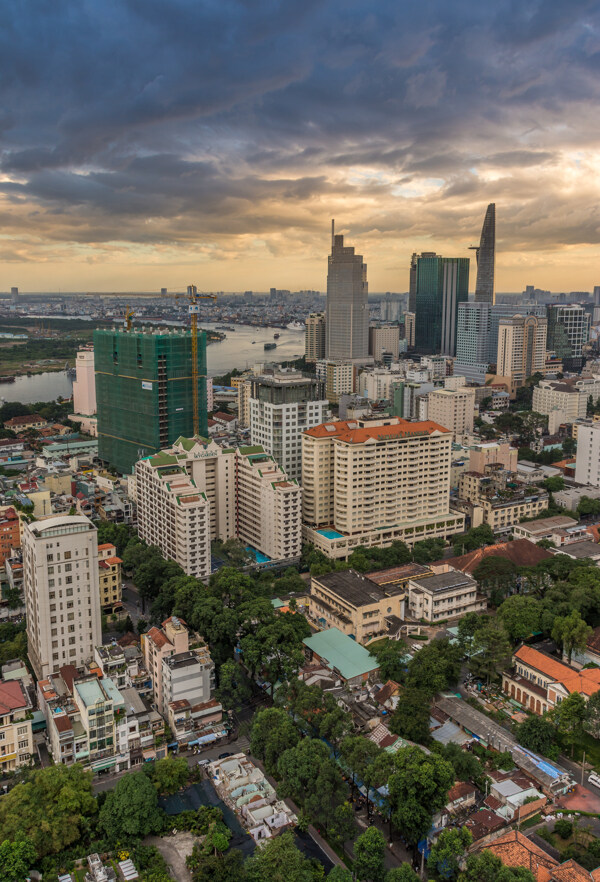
(0, 322, 306, 403)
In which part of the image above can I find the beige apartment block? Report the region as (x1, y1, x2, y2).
(497, 315, 547, 385)
(305, 312, 326, 362)
(97, 542, 123, 609)
(404, 312, 415, 348)
(309, 570, 407, 644)
(368, 324, 400, 362)
(135, 437, 301, 569)
(316, 359, 355, 403)
(458, 467, 549, 534)
(72, 345, 96, 416)
(469, 441, 517, 474)
(142, 615, 190, 716)
(22, 515, 102, 680)
(302, 417, 464, 559)
(406, 564, 485, 623)
(427, 387, 475, 441)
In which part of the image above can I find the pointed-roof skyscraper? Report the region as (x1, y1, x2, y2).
(471, 203, 496, 304)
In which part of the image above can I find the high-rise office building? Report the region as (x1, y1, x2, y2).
(455, 302, 493, 379)
(23, 515, 102, 679)
(409, 253, 418, 313)
(10, 287, 19, 304)
(496, 314, 547, 385)
(471, 203, 496, 304)
(381, 293, 402, 323)
(414, 255, 469, 355)
(305, 313, 326, 362)
(249, 370, 328, 480)
(546, 304, 590, 359)
(94, 327, 208, 475)
(593, 286, 600, 308)
(326, 222, 369, 361)
(302, 417, 464, 559)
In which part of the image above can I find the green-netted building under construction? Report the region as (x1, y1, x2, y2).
(94, 327, 208, 475)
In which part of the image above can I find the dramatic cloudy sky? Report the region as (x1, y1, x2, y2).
(1, 0, 599, 292)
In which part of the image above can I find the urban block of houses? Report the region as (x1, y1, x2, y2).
(208, 753, 297, 842)
(503, 645, 600, 715)
(513, 515, 579, 544)
(479, 829, 600, 882)
(457, 465, 550, 533)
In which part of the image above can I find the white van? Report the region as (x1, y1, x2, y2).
(587, 771, 600, 789)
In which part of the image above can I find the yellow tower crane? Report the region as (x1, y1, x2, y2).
(124, 305, 135, 331)
(183, 285, 217, 436)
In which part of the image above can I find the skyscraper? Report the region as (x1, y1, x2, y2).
(95, 327, 208, 475)
(326, 221, 369, 361)
(471, 203, 496, 304)
(305, 312, 326, 362)
(546, 304, 590, 359)
(414, 255, 469, 355)
(497, 314, 547, 385)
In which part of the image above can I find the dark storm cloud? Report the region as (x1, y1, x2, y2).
(0, 0, 599, 261)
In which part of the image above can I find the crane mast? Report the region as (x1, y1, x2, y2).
(185, 285, 216, 436)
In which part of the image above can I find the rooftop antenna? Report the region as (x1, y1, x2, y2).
(331, 219, 335, 248)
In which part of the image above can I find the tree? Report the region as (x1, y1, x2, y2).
(428, 827, 472, 880)
(458, 850, 535, 882)
(0, 837, 36, 882)
(327, 868, 353, 882)
(0, 764, 96, 858)
(240, 614, 308, 694)
(146, 755, 189, 794)
(577, 496, 600, 518)
(217, 659, 253, 710)
(373, 639, 408, 682)
(245, 830, 317, 882)
(385, 867, 421, 882)
(187, 846, 245, 882)
(468, 618, 512, 683)
(473, 558, 517, 605)
(585, 689, 600, 738)
(436, 743, 487, 789)
(340, 735, 381, 798)
(453, 525, 494, 557)
(412, 538, 446, 564)
(515, 715, 559, 759)
(406, 638, 462, 695)
(363, 750, 394, 823)
(250, 707, 299, 775)
(354, 826, 387, 882)
(543, 476, 565, 493)
(387, 747, 454, 849)
(389, 688, 432, 744)
(329, 802, 357, 852)
(99, 771, 164, 840)
(551, 610, 592, 664)
(497, 596, 541, 643)
(457, 613, 481, 655)
(277, 739, 345, 834)
(551, 691, 587, 755)
(202, 818, 232, 856)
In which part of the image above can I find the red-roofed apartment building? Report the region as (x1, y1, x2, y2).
(97, 542, 123, 609)
(302, 417, 465, 559)
(0, 678, 33, 771)
(503, 645, 600, 715)
(0, 507, 20, 567)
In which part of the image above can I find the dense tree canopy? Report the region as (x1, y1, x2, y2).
(387, 747, 454, 847)
(99, 772, 164, 841)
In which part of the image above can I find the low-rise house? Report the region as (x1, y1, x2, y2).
(302, 627, 380, 687)
(0, 675, 34, 771)
(406, 564, 485, 623)
(513, 515, 579, 544)
(503, 645, 600, 714)
(209, 753, 297, 842)
(551, 540, 600, 563)
(478, 829, 600, 882)
(4, 414, 46, 432)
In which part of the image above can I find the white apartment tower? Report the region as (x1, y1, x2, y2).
(135, 437, 302, 572)
(302, 418, 464, 559)
(22, 516, 102, 679)
(249, 370, 329, 481)
(326, 222, 369, 361)
(427, 387, 476, 442)
(72, 346, 96, 415)
(575, 423, 600, 488)
(305, 313, 326, 363)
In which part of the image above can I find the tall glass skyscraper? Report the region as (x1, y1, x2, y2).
(471, 203, 496, 304)
(326, 222, 369, 361)
(414, 255, 469, 355)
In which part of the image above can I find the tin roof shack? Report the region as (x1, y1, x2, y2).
(208, 753, 297, 843)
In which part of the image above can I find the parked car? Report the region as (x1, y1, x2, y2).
(218, 752, 232, 759)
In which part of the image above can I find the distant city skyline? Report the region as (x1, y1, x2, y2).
(0, 3, 599, 293)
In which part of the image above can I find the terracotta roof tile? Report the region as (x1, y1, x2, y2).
(438, 539, 553, 575)
(483, 830, 558, 882)
(0, 680, 27, 714)
(146, 627, 172, 649)
(515, 645, 600, 697)
(305, 419, 451, 442)
(447, 781, 476, 803)
(551, 859, 599, 881)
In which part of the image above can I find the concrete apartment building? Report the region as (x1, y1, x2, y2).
(0, 507, 20, 568)
(531, 378, 600, 433)
(0, 677, 34, 771)
(427, 387, 476, 442)
(22, 515, 102, 680)
(404, 312, 415, 348)
(302, 417, 465, 559)
(458, 467, 549, 533)
(406, 564, 485, 623)
(142, 615, 190, 715)
(316, 359, 355, 403)
(249, 370, 329, 481)
(368, 324, 400, 362)
(72, 345, 97, 416)
(305, 312, 326, 362)
(575, 422, 600, 488)
(309, 569, 407, 644)
(496, 314, 547, 386)
(469, 441, 517, 474)
(136, 437, 302, 572)
(97, 542, 122, 610)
